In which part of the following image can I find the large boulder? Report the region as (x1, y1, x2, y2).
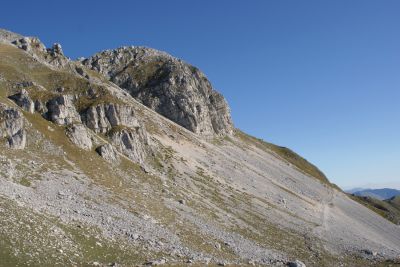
(0, 103, 26, 149)
(82, 47, 234, 136)
(65, 124, 92, 150)
(95, 143, 120, 163)
(108, 127, 148, 164)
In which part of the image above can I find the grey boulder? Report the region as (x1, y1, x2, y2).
(65, 124, 92, 150)
(108, 127, 148, 164)
(95, 144, 120, 163)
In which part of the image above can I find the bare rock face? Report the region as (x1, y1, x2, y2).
(82, 47, 234, 136)
(11, 37, 68, 68)
(0, 103, 26, 149)
(107, 127, 148, 164)
(82, 103, 141, 134)
(8, 89, 35, 113)
(95, 144, 120, 163)
(65, 124, 92, 150)
(12, 37, 46, 53)
(46, 95, 81, 125)
(82, 103, 149, 163)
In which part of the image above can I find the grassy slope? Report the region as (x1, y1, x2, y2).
(349, 194, 400, 225)
(234, 129, 340, 190)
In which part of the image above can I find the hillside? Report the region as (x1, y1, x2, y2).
(349, 188, 400, 200)
(349, 195, 400, 225)
(1, 29, 400, 267)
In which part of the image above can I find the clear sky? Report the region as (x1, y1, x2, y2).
(1, 0, 400, 189)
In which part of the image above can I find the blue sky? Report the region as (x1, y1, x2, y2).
(1, 0, 400, 189)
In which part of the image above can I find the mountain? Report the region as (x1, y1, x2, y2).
(81, 47, 233, 136)
(345, 187, 365, 194)
(1, 29, 400, 266)
(349, 188, 400, 200)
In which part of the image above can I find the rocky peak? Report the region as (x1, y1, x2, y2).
(83, 47, 234, 136)
(49, 43, 63, 56)
(11, 36, 69, 68)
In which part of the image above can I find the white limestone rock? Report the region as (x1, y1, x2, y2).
(0, 103, 26, 149)
(65, 124, 92, 150)
(95, 143, 120, 163)
(83, 47, 234, 136)
(46, 95, 81, 125)
(82, 103, 141, 133)
(108, 127, 148, 164)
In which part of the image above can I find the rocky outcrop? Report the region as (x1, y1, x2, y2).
(82, 103, 141, 134)
(82, 103, 149, 163)
(8, 89, 35, 113)
(46, 95, 81, 125)
(0, 104, 26, 149)
(82, 47, 234, 136)
(95, 144, 120, 163)
(65, 124, 92, 150)
(11, 37, 69, 68)
(0, 28, 23, 43)
(107, 127, 148, 164)
(12, 37, 46, 53)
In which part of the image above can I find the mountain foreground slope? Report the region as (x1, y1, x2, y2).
(0, 29, 400, 267)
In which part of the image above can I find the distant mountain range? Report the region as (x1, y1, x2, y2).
(347, 188, 400, 200)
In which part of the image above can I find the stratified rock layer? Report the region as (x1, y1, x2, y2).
(65, 124, 92, 150)
(95, 143, 120, 163)
(82, 47, 233, 136)
(0, 103, 26, 149)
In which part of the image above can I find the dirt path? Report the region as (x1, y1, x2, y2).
(312, 189, 334, 239)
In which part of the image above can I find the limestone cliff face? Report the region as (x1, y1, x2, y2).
(81, 103, 149, 163)
(0, 103, 26, 149)
(82, 103, 141, 134)
(82, 47, 234, 136)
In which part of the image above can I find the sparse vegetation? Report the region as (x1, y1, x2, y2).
(235, 129, 334, 187)
(349, 194, 400, 225)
